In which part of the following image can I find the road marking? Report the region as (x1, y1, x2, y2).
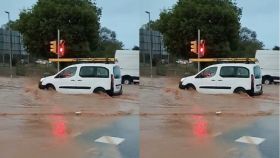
(235, 136, 265, 145)
(95, 136, 125, 145)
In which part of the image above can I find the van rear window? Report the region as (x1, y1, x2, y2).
(254, 66, 261, 79)
(220, 66, 249, 78)
(113, 66, 121, 79)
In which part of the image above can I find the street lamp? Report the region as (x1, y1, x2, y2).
(145, 11, 152, 78)
(4, 11, 12, 78)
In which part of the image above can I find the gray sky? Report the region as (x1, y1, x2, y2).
(0, 0, 279, 49)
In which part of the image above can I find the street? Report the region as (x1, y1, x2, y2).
(0, 77, 279, 158)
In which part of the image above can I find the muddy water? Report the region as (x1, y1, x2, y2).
(0, 76, 279, 158)
(0, 77, 139, 158)
(140, 77, 279, 158)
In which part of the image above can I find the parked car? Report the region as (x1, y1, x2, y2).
(39, 63, 122, 96)
(179, 63, 263, 96)
(35, 59, 49, 65)
(115, 50, 139, 84)
(176, 59, 188, 65)
(255, 50, 280, 84)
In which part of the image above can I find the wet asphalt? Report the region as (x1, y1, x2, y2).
(77, 116, 139, 158)
(218, 115, 279, 158)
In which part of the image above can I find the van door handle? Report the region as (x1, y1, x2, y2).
(71, 80, 75, 81)
(77, 80, 82, 81)
(218, 80, 223, 81)
(211, 80, 215, 81)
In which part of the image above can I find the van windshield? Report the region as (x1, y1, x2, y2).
(254, 66, 261, 79)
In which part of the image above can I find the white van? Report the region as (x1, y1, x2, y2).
(255, 50, 280, 84)
(115, 50, 139, 84)
(39, 63, 122, 95)
(179, 63, 263, 96)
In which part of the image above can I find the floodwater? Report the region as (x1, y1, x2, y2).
(140, 77, 279, 158)
(0, 77, 279, 158)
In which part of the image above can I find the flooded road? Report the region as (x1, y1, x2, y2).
(0, 77, 139, 158)
(0, 77, 279, 158)
(140, 77, 279, 158)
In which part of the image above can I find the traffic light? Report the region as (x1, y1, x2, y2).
(199, 40, 205, 57)
(190, 40, 197, 53)
(50, 40, 57, 53)
(58, 40, 65, 57)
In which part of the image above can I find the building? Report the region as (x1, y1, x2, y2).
(0, 28, 27, 64)
(139, 28, 168, 64)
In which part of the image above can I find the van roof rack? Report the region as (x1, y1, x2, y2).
(189, 58, 257, 64)
(48, 58, 116, 64)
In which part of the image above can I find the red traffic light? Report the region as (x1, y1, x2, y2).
(58, 40, 65, 57)
(199, 40, 205, 57)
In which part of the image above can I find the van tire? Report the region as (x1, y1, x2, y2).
(122, 76, 132, 85)
(94, 87, 106, 94)
(234, 87, 246, 94)
(263, 77, 272, 85)
(46, 84, 56, 91)
(186, 84, 196, 90)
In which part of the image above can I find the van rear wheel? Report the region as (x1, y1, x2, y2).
(263, 78, 271, 85)
(94, 87, 106, 94)
(234, 87, 246, 94)
(122, 76, 132, 85)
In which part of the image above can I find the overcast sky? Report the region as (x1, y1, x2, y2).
(0, 0, 279, 49)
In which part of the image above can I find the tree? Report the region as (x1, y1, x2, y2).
(12, 0, 101, 58)
(132, 46, 140, 50)
(152, 0, 242, 58)
(272, 46, 280, 50)
(232, 27, 264, 57)
(92, 27, 123, 57)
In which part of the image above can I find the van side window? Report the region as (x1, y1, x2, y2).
(96, 67, 109, 78)
(113, 66, 121, 79)
(79, 66, 109, 78)
(220, 66, 249, 78)
(56, 67, 77, 78)
(196, 67, 217, 78)
(254, 66, 261, 79)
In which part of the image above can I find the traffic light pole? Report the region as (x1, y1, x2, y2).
(197, 29, 201, 72)
(57, 29, 60, 72)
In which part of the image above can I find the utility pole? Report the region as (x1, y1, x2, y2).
(197, 29, 201, 72)
(57, 29, 60, 72)
(4, 11, 12, 78)
(145, 11, 153, 78)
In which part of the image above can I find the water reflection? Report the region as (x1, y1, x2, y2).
(192, 115, 208, 138)
(49, 115, 68, 139)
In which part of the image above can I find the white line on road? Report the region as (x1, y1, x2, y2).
(235, 136, 265, 145)
(95, 136, 125, 145)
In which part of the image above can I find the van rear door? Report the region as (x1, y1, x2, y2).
(113, 66, 122, 94)
(253, 66, 262, 93)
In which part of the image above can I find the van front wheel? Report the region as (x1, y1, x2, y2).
(46, 84, 56, 91)
(186, 84, 196, 91)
